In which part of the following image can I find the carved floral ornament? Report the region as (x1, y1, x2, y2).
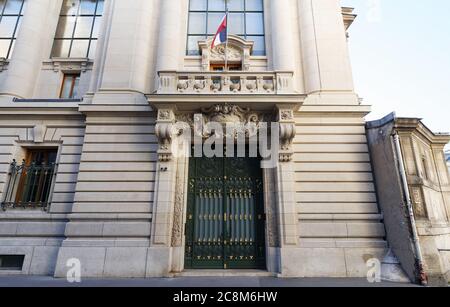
(155, 105, 296, 163)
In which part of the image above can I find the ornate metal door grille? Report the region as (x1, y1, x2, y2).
(185, 155, 266, 269)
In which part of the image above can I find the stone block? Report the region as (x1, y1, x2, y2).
(103, 247, 147, 278)
(145, 247, 172, 277)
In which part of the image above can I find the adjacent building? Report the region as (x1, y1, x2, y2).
(0, 0, 448, 284)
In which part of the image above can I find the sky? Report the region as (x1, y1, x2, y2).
(341, 0, 450, 150)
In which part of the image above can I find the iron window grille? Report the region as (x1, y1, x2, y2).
(1, 159, 57, 211)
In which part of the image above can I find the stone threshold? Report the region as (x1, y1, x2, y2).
(173, 270, 276, 278)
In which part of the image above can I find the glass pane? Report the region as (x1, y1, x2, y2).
(0, 0, 5, 13)
(73, 16, 94, 38)
(60, 76, 73, 98)
(207, 13, 223, 35)
(55, 16, 76, 38)
(190, 0, 206, 11)
(228, 0, 244, 11)
(72, 76, 80, 98)
(0, 39, 11, 58)
(3, 0, 23, 15)
(80, 0, 97, 15)
(247, 35, 265, 55)
(229, 13, 244, 35)
(187, 35, 205, 55)
(0, 16, 18, 37)
(91, 17, 101, 38)
(13, 16, 22, 38)
(69, 39, 89, 57)
(95, 0, 104, 15)
(51, 39, 71, 57)
(246, 13, 264, 34)
(61, 0, 80, 16)
(245, 0, 263, 11)
(188, 13, 206, 35)
(208, 0, 225, 11)
(87, 39, 96, 58)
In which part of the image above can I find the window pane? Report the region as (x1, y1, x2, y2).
(0, 39, 11, 58)
(208, 0, 225, 11)
(13, 16, 22, 38)
(245, 0, 263, 11)
(70, 39, 89, 57)
(0, 0, 5, 13)
(190, 0, 206, 11)
(247, 36, 265, 55)
(51, 39, 71, 57)
(229, 13, 244, 35)
(61, 0, 80, 16)
(80, 0, 97, 15)
(60, 76, 74, 98)
(3, 0, 23, 15)
(0, 16, 18, 37)
(187, 35, 205, 55)
(95, 0, 104, 15)
(55, 16, 76, 38)
(228, 0, 244, 11)
(246, 13, 264, 35)
(72, 76, 80, 98)
(207, 13, 223, 35)
(188, 13, 206, 35)
(73, 16, 94, 38)
(87, 39, 96, 58)
(91, 17, 101, 38)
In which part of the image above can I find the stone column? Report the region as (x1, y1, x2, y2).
(155, 0, 184, 73)
(0, 0, 61, 99)
(98, 0, 156, 95)
(298, 0, 354, 93)
(270, 0, 295, 71)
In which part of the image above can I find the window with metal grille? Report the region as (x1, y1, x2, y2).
(51, 0, 104, 58)
(1, 148, 58, 210)
(187, 0, 265, 56)
(0, 0, 25, 59)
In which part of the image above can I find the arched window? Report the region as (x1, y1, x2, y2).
(0, 0, 25, 59)
(187, 0, 265, 56)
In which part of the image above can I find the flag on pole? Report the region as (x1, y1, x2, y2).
(211, 14, 228, 49)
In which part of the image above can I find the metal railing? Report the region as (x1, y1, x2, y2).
(1, 160, 57, 211)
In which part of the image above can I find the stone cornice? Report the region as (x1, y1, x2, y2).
(395, 118, 450, 146)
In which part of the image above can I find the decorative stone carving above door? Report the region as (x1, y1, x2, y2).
(198, 35, 254, 71)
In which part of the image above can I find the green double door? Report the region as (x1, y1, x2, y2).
(185, 155, 266, 270)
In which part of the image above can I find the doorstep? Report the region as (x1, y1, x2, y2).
(174, 270, 276, 278)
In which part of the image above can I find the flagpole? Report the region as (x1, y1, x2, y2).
(225, 1, 229, 72)
(225, 6, 228, 71)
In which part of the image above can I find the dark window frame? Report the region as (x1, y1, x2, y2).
(187, 0, 266, 56)
(0, 0, 25, 59)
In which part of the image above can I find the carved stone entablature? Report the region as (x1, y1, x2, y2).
(277, 108, 296, 163)
(198, 35, 254, 71)
(43, 57, 93, 73)
(0, 58, 8, 72)
(155, 109, 176, 162)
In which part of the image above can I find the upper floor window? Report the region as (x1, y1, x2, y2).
(187, 0, 265, 56)
(51, 0, 104, 59)
(0, 0, 25, 59)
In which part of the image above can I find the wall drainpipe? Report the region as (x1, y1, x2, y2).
(393, 133, 428, 286)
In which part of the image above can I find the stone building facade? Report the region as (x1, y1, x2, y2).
(0, 0, 446, 282)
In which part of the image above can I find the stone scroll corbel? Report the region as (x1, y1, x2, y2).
(277, 109, 296, 163)
(155, 109, 176, 162)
